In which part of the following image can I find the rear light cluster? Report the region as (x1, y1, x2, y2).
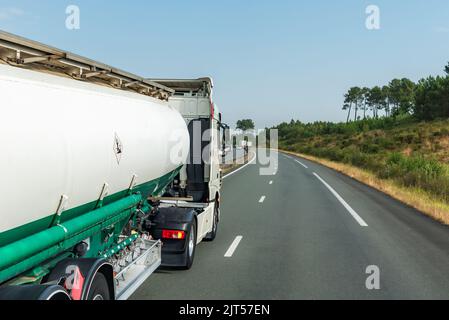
(162, 229, 186, 240)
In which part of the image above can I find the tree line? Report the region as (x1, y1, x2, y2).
(236, 119, 255, 131)
(344, 62, 449, 122)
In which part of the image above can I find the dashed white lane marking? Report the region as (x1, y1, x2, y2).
(259, 196, 266, 203)
(295, 160, 308, 169)
(269, 181, 273, 185)
(224, 236, 243, 258)
(313, 173, 368, 227)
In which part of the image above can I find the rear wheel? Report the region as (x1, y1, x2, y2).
(183, 220, 197, 270)
(87, 272, 110, 300)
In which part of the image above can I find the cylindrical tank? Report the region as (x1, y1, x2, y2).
(0, 64, 190, 240)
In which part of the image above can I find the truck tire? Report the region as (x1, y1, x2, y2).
(183, 220, 197, 270)
(87, 272, 110, 300)
(204, 203, 219, 242)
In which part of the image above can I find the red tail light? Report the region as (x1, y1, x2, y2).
(162, 230, 186, 240)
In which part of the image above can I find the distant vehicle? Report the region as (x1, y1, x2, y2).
(219, 146, 231, 156)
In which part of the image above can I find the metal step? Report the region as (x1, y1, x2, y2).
(114, 239, 161, 300)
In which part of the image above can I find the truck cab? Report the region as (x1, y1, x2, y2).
(146, 78, 225, 269)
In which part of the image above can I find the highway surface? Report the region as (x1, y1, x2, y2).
(132, 151, 449, 300)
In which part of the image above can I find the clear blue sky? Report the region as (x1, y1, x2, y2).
(1, 0, 448, 128)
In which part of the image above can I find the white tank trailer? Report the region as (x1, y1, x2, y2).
(0, 63, 189, 241)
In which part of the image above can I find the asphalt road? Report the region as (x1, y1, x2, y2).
(132, 151, 449, 300)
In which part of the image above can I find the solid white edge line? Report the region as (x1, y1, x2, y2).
(222, 152, 257, 179)
(295, 159, 308, 169)
(259, 196, 266, 203)
(313, 173, 368, 227)
(282, 151, 308, 169)
(224, 236, 243, 258)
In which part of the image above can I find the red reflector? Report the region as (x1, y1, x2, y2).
(66, 266, 84, 301)
(162, 230, 186, 240)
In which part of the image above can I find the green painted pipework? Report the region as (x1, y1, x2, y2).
(0, 207, 137, 284)
(0, 194, 142, 283)
(102, 234, 139, 259)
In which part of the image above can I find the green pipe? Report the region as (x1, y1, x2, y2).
(0, 194, 142, 273)
(0, 206, 137, 284)
(102, 234, 139, 259)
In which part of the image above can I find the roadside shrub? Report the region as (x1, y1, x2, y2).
(377, 152, 449, 201)
(342, 151, 369, 168)
(360, 143, 380, 154)
(395, 132, 419, 144)
(374, 137, 395, 150)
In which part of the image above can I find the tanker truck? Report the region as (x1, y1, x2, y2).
(0, 31, 224, 300)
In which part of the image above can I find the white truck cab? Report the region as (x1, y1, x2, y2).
(147, 78, 225, 269)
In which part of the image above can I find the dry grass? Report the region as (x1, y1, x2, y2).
(281, 150, 449, 225)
